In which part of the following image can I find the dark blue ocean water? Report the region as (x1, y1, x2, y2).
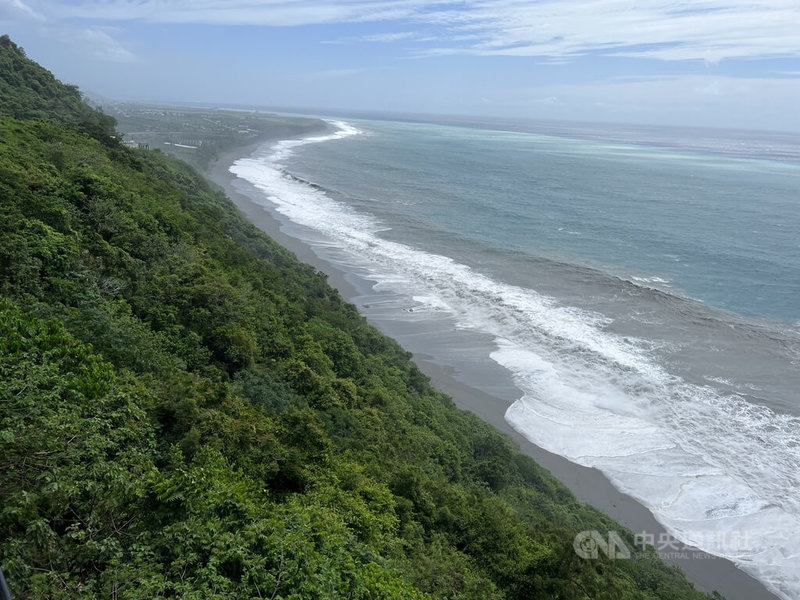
(230, 117, 800, 599)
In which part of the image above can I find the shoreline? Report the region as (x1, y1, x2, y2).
(205, 134, 781, 600)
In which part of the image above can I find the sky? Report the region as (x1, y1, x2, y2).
(1, 0, 799, 131)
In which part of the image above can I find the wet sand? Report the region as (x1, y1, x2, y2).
(205, 133, 781, 600)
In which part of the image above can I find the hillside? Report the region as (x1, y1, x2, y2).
(0, 37, 720, 599)
(0, 35, 115, 140)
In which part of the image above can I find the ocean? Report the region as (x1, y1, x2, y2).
(229, 116, 800, 600)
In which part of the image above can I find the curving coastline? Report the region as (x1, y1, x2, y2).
(205, 123, 784, 600)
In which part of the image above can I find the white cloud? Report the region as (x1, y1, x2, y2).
(359, 31, 419, 42)
(0, 0, 45, 21)
(42, 26, 137, 63)
(31, 0, 800, 62)
(424, 0, 800, 62)
(79, 28, 136, 62)
(52, 0, 441, 27)
(322, 30, 422, 44)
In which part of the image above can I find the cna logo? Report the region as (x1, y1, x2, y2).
(573, 530, 632, 560)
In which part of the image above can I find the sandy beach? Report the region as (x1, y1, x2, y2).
(205, 135, 782, 600)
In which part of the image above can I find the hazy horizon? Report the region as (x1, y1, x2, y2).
(2, 0, 799, 132)
(111, 100, 800, 138)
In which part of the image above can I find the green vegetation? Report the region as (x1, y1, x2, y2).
(0, 35, 115, 142)
(0, 37, 719, 599)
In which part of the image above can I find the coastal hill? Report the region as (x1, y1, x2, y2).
(0, 35, 719, 599)
(0, 35, 114, 139)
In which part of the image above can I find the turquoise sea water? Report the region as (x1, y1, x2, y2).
(287, 119, 800, 322)
(231, 117, 800, 599)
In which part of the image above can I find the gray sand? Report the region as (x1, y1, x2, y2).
(205, 138, 781, 600)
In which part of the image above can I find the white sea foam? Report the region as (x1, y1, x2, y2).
(230, 120, 800, 600)
(631, 275, 671, 285)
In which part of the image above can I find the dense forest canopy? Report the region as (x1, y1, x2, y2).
(0, 36, 721, 599)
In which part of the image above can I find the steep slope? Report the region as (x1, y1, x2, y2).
(0, 37, 719, 600)
(0, 35, 115, 140)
